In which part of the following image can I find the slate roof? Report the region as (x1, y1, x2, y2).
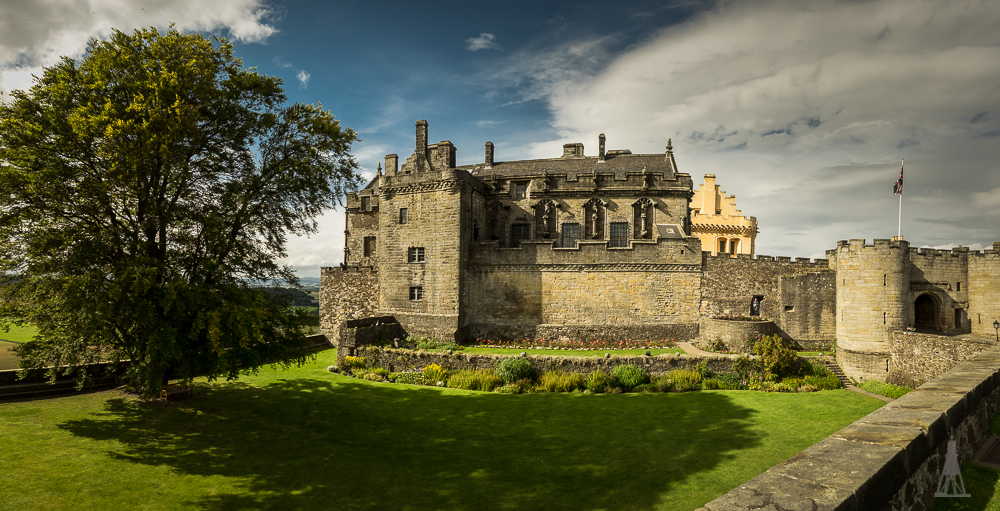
(455, 152, 678, 181)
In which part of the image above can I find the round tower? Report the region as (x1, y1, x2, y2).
(835, 238, 910, 381)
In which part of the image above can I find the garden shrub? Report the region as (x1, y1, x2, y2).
(748, 379, 774, 392)
(585, 370, 615, 393)
(651, 375, 673, 392)
(369, 367, 390, 379)
(342, 356, 367, 370)
(539, 371, 585, 393)
(390, 370, 426, 385)
(611, 364, 649, 389)
(422, 363, 449, 382)
(802, 375, 842, 390)
(705, 338, 726, 352)
(733, 356, 763, 379)
(351, 367, 367, 378)
(858, 379, 912, 399)
(797, 359, 832, 378)
(753, 335, 797, 376)
(362, 371, 384, 382)
(667, 369, 702, 391)
(633, 383, 656, 393)
(798, 384, 819, 392)
(495, 357, 536, 384)
(773, 382, 795, 393)
(714, 373, 746, 390)
(495, 380, 532, 394)
(448, 369, 502, 392)
(701, 378, 725, 390)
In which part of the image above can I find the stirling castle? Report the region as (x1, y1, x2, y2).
(321, 120, 1000, 382)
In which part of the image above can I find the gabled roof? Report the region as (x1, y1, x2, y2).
(456, 152, 678, 181)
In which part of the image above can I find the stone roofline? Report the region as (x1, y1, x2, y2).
(830, 238, 1000, 257)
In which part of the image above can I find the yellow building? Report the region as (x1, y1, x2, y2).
(690, 174, 757, 256)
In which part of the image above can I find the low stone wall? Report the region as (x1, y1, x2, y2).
(338, 316, 407, 351)
(888, 331, 996, 387)
(345, 346, 736, 376)
(700, 345, 1000, 511)
(461, 322, 700, 344)
(700, 318, 774, 352)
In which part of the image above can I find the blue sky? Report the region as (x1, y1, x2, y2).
(3, 0, 999, 279)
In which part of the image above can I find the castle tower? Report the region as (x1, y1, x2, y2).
(835, 238, 910, 381)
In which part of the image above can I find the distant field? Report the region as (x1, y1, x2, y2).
(0, 324, 37, 343)
(0, 340, 21, 370)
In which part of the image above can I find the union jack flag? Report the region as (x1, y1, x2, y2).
(893, 160, 903, 195)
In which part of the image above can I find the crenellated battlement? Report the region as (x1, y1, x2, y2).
(703, 251, 829, 267)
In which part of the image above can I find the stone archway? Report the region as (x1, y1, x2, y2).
(914, 294, 939, 330)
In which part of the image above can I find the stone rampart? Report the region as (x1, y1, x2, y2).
(462, 323, 699, 344)
(348, 346, 736, 377)
(888, 331, 996, 387)
(967, 244, 1000, 338)
(700, 345, 1000, 511)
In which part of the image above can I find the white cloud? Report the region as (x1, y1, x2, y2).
(496, 0, 1000, 256)
(476, 120, 503, 128)
(296, 70, 310, 87)
(466, 32, 501, 51)
(0, 0, 277, 98)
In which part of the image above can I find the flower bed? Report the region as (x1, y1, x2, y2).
(472, 337, 677, 351)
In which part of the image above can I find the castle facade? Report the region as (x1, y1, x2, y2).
(321, 120, 1000, 381)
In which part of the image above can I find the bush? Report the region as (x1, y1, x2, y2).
(633, 383, 656, 393)
(611, 364, 649, 389)
(667, 369, 702, 391)
(802, 375, 842, 390)
(748, 379, 774, 392)
(702, 378, 725, 390)
(351, 367, 367, 378)
(342, 356, 367, 370)
(733, 356, 763, 379)
(799, 360, 833, 378)
(585, 370, 615, 393)
(495, 358, 536, 384)
(798, 384, 819, 392)
(705, 339, 727, 352)
(369, 367, 390, 379)
(651, 375, 674, 392)
(362, 371, 384, 382)
(539, 371, 585, 393)
(448, 369, 503, 392)
(753, 335, 797, 376)
(713, 372, 746, 390)
(422, 364, 449, 382)
(858, 379, 911, 399)
(494, 379, 532, 394)
(390, 370, 426, 385)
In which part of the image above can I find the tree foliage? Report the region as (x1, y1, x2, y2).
(0, 27, 361, 398)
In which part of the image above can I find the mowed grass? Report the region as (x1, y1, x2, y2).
(461, 346, 686, 357)
(0, 325, 38, 370)
(0, 349, 885, 511)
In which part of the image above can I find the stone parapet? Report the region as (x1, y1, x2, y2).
(888, 331, 996, 387)
(699, 345, 1000, 511)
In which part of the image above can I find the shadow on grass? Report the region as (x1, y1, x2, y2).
(58, 377, 761, 511)
(932, 462, 1000, 510)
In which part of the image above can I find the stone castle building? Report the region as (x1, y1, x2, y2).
(321, 120, 1000, 382)
(691, 174, 757, 257)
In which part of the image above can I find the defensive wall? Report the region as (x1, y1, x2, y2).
(319, 266, 378, 344)
(888, 331, 996, 387)
(700, 251, 835, 343)
(700, 344, 1000, 511)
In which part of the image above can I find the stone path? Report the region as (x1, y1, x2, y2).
(677, 341, 895, 402)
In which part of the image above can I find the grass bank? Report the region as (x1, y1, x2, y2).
(0, 349, 885, 511)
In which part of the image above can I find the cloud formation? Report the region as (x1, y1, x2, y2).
(0, 0, 277, 97)
(296, 70, 310, 87)
(499, 0, 1000, 256)
(466, 32, 501, 51)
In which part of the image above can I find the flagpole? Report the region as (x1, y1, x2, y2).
(897, 159, 903, 238)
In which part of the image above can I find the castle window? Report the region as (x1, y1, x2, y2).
(609, 222, 629, 248)
(561, 223, 580, 248)
(957, 281, 961, 291)
(718, 238, 727, 255)
(361, 196, 371, 211)
(514, 183, 528, 200)
(363, 236, 376, 258)
(729, 239, 738, 254)
(407, 247, 425, 263)
(409, 287, 423, 301)
(510, 223, 530, 247)
(399, 208, 408, 224)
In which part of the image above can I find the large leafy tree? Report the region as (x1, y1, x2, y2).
(0, 27, 360, 398)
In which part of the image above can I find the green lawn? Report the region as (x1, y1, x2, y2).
(460, 346, 687, 357)
(0, 324, 38, 343)
(0, 349, 886, 511)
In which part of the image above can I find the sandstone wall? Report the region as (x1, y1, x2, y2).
(777, 271, 836, 342)
(699, 318, 774, 352)
(887, 331, 996, 387)
(968, 244, 1000, 338)
(319, 266, 379, 344)
(909, 246, 970, 334)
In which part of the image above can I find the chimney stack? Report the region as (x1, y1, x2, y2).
(485, 142, 494, 167)
(598, 133, 606, 162)
(415, 120, 428, 160)
(385, 154, 398, 175)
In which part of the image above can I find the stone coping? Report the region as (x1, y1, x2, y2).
(699, 345, 1000, 511)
